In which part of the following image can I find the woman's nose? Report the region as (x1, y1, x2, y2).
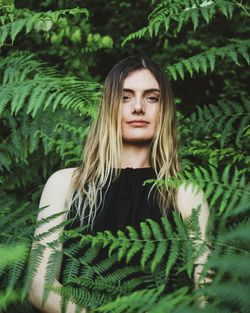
(133, 98, 144, 112)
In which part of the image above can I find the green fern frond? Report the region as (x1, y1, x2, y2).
(2, 194, 249, 312)
(166, 40, 250, 80)
(21, 243, 46, 299)
(42, 250, 62, 305)
(203, 246, 250, 311)
(62, 258, 80, 284)
(0, 243, 28, 271)
(49, 284, 107, 311)
(190, 99, 250, 148)
(124, 227, 142, 263)
(0, 242, 28, 310)
(1, 112, 89, 166)
(222, 219, 250, 242)
(122, 0, 236, 46)
(152, 163, 248, 216)
(188, 165, 247, 215)
(0, 201, 30, 231)
(52, 257, 148, 310)
(96, 284, 192, 313)
(146, 219, 166, 272)
(97, 284, 163, 313)
(0, 6, 88, 47)
(62, 237, 141, 297)
(4, 259, 25, 294)
(206, 280, 250, 312)
(0, 209, 35, 243)
(183, 144, 249, 173)
(79, 214, 199, 286)
(94, 265, 141, 292)
(0, 290, 19, 312)
(0, 53, 101, 117)
(199, 196, 249, 282)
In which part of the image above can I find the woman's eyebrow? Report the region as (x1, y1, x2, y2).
(123, 88, 160, 93)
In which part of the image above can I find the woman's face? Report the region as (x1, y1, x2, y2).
(121, 69, 160, 144)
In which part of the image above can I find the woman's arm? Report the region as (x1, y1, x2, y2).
(28, 168, 87, 313)
(176, 183, 212, 307)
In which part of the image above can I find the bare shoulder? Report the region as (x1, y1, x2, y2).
(33, 167, 79, 241)
(38, 167, 78, 215)
(46, 167, 78, 186)
(43, 167, 77, 194)
(176, 182, 209, 220)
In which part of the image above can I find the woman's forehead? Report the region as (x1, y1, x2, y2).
(123, 69, 159, 91)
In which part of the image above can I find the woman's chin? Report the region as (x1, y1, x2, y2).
(122, 137, 153, 145)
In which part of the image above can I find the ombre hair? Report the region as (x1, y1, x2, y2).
(66, 56, 182, 232)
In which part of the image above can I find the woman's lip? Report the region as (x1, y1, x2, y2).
(127, 121, 149, 126)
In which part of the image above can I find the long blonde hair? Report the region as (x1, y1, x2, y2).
(66, 56, 181, 232)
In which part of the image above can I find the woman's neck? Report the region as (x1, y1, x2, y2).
(120, 141, 151, 169)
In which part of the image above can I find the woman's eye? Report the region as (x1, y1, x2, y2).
(123, 96, 131, 101)
(147, 96, 159, 102)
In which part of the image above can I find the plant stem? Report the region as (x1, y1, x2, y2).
(234, 1, 250, 17)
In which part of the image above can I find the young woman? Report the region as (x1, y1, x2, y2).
(28, 56, 210, 312)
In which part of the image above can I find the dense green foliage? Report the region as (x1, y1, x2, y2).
(0, 0, 249, 312)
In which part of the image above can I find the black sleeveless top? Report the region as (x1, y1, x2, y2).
(86, 167, 165, 233)
(59, 167, 192, 295)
